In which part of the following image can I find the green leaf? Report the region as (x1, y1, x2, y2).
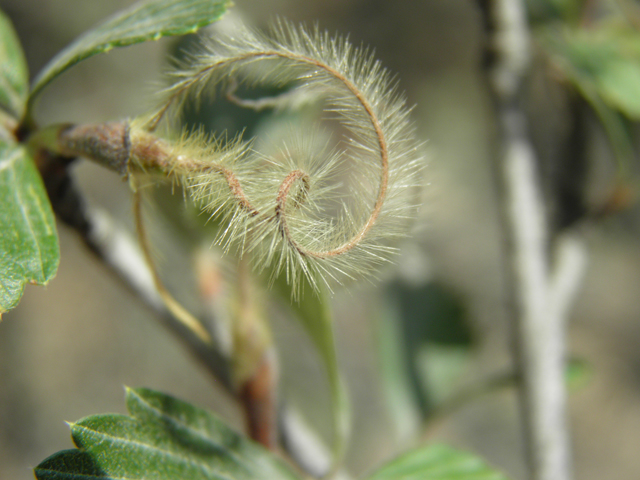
(375, 294, 423, 442)
(539, 26, 638, 171)
(34, 387, 301, 480)
(29, 0, 232, 108)
(566, 357, 593, 392)
(383, 281, 472, 418)
(552, 25, 640, 119)
(554, 26, 640, 119)
(0, 138, 59, 315)
(0, 9, 28, 119)
(366, 444, 510, 480)
(526, 0, 582, 24)
(272, 273, 350, 470)
(416, 345, 472, 406)
(595, 57, 640, 119)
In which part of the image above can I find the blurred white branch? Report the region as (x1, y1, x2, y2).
(502, 125, 573, 480)
(488, 1, 587, 479)
(549, 234, 588, 325)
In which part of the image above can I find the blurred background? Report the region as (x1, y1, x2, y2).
(2, 1, 640, 479)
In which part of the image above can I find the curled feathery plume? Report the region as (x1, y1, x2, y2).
(129, 19, 424, 294)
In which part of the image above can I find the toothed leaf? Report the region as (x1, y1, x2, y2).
(0, 8, 28, 119)
(29, 0, 232, 106)
(34, 387, 301, 480)
(366, 444, 510, 480)
(0, 138, 58, 315)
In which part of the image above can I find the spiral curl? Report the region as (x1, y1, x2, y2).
(130, 20, 424, 293)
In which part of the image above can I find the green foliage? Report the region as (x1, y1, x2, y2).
(272, 272, 350, 466)
(34, 387, 300, 480)
(536, 11, 640, 173)
(29, 0, 232, 110)
(0, 0, 233, 314)
(0, 10, 28, 119)
(365, 444, 509, 480)
(379, 282, 472, 423)
(526, 0, 582, 23)
(34, 388, 511, 480)
(0, 139, 58, 315)
(548, 26, 640, 120)
(0, 10, 57, 315)
(566, 357, 593, 392)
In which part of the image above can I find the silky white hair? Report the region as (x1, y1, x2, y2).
(132, 19, 424, 295)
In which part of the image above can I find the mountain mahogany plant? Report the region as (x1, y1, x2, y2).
(0, 1, 510, 480)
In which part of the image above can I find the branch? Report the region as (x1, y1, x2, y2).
(37, 151, 337, 477)
(42, 154, 233, 390)
(483, 1, 586, 479)
(502, 132, 572, 480)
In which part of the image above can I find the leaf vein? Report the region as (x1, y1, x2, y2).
(73, 423, 237, 480)
(129, 392, 249, 471)
(0, 148, 21, 172)
(10, 158, 45, 281)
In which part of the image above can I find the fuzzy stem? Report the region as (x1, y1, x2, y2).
(130, 129, 260, 215)
(58, 122, 131, 176)
(31, 123, 223, 345)
(35, 58, 388, 264)
(275, 169, 311, 240)
(149, 48, 389, 260)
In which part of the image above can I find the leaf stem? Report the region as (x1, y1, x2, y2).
(131, 179, 213, 345)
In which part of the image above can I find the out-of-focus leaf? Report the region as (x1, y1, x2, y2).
(416, 345, 471, 406)
(545, 26, 640, 119)
(0, 138, 58, 315)
(595, 57, 640, 119)
(366, 444, 509, 480)
(272, 273, 350, 470)
(34, 387, 300, 480)
(375, 294, 422, 442)
(540, 26, 638, 170)
(0, 9, 28, 119)
(29, 0, 232, 108)
(526, 0, 582, 23)
(566, 358, 593, 392)
(383, 281, 472, 419)
(392, 282, 471, 346)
